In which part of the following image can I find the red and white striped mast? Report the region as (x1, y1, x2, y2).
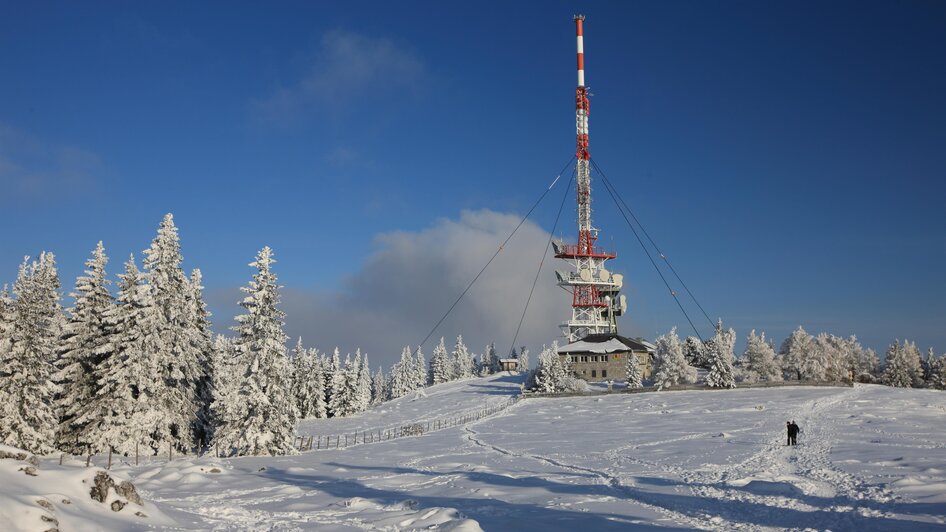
(554, 15, 626, 342)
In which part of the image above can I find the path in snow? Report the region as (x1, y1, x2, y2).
(98, 377, 946, 531)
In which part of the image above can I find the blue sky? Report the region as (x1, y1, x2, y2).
(1, 1, 944, 367)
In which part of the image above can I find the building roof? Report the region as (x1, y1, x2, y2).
(498, 358, 519, 364)
(556, 333, 651, 354)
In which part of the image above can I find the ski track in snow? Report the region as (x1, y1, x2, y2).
(69, 378, 946, 531)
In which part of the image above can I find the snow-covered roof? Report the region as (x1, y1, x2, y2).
(499, 358, 519, 364)
(556, 334, 650, 354)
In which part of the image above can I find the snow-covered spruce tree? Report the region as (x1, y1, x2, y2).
(517, 346, 530, 373)
(310, 350, 329, 418)
(371, 367, 386, 405)
(291, 339, 327, 420)
(209, 335, 241, 450)
(56, 242, 114, 453)
(0, 254, 63, 453)
(479, 343, 498, 376)
(743, 330, 782, 383)
(882, 340, 923, 388)
(78, 256, 157, 455)
(356, 351, 372, 412)
(705, 321, 736, 389)
(214, 247, 297, 456)
(290, 337, 307, 416)
(429, 337, 451, 385)
(186, 268, 215, 447)
(529, 345, 566, 393)
(863, 348, 881, 380)
(388, 347, 414, 399)
(779, 326, 814, 381)
(413, 346, 427, 388)
(927, 350, 946, 390)
(683, 336, 706, 368)
(142, 214, 201, 450)
(652, 327, 696, 389)
(0, 284, 12, 361)
(625, 350, 643, 388)
(327, 348, 346, 417)
(451, 335, 474, 379)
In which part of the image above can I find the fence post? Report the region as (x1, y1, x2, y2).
(169, 442, 172, 462)
(59, 453, 64, 466)
(136, 442, 139, 466)
(86, 454, 92, 467)
(107, 446, 113, 470)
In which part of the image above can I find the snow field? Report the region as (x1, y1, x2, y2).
(39, 375, 946, 531)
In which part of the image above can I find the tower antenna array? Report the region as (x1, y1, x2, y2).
(554, 15, 627, 341)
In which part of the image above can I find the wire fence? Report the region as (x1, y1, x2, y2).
(293, 395, 521, 452)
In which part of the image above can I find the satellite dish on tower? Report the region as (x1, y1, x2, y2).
(580, 269, 592, 282)
(612, 273, 623, 288)
(599, 268, 610, 282)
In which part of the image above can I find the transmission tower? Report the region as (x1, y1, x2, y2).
(554, 15, 627, 342)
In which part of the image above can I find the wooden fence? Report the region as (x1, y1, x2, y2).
(294, 395, 520, 452)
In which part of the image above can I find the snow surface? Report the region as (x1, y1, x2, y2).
(17, 375, 946, 530)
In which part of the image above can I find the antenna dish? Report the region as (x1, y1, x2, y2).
(599, 269, 610, 282)
(580, 269, 592, 282)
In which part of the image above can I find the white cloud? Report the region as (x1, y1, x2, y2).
(0, 123, 101, 199)
(228, 210, 577, 370)
(253, 29, 425, 123)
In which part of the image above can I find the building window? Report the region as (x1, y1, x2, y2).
(602, 370, 607, 378)
(591, 370, 597, 378)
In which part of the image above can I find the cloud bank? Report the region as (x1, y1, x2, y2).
(277, 209, 574, 370)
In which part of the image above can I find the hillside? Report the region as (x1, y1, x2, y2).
(15, 375, 946, 530)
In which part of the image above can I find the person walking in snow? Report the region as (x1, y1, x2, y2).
(787, 420, 800, 446)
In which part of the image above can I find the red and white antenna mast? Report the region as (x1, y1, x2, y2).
(554, 15, 626, 342)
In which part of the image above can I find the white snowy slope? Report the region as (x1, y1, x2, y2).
(0, 444, 172, 531)
(17, 375, 946, 531)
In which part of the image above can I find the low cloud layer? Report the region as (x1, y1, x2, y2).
(264, 210, 573, 370)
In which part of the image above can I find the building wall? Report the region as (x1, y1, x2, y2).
(559, 351, 651, 382)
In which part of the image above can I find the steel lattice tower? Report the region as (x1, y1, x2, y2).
(554, 15, 626, 342)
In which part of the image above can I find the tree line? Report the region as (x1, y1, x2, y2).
(0, 214, 523, 457)
(527, 320, 946, 393)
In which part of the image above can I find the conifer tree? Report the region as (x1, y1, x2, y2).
(683, 336, 706, 368)
(742, 330, 782, 383)
(326, 347, 342, 415)
(413, 346, 427, 388)
(80, 256, 160, 455)
(388, 347, 415, 399)
(882, 341, 908, 387)
(779, 326, 813, 380)
(186, 268, 214, 446)
(142, 214, 200, 450)
(429, 337, 451, 385)
(530, 345, 566, 393)
(451, 335, 474, 379)
(57, 242, 114, 453)
(371, 367, 386, 405)
(705, 321, 737, 388)
(518, 346, 530, 373)
(0, 254, 63, 453)
(927, 350, 946, 390)
(213, 247, 296, 456)
(356, 351, 372, 411)
(652, 327, 696, 389)
(625, 351, 643, 388)
(310, 350, 329, 418)
(0, 284, 12, 359)
(209, 335, 241, 449)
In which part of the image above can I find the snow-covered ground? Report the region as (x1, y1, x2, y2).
(16, 375, 946, 530)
